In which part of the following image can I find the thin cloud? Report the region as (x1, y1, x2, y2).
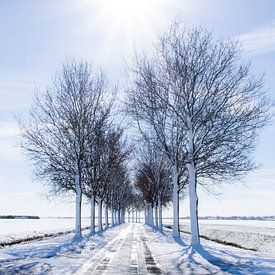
(0, 122, 23, 161)
(0, 122, 20, 137)
(238, 20, 275, 55)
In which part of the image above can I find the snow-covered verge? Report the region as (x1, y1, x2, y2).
(0, 218, 91, 246)
(145, 226, 275, 274)
(178, 220, 275, 253)
(0, 224, 128, 274)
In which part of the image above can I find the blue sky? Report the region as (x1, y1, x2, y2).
(0, 0, 274, 217)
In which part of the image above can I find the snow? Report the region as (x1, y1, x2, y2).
(0, 223, 274, 274)
(146, 225, 275, 274)
(179, 220, 275, 253)
(0, 224, 127, 274)
(0, 218, 90, 245)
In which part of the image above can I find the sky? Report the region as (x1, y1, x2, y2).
(0, 0, 274, 217)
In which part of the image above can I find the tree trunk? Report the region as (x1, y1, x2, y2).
(187, 162, 200, 246)
(111, 206, 114, 226)
(128, 210, 130, 223)
(135, 210, 138, 223)
(122, 207, 125, 223)
(187, 117, 200, 247)
(105, 202, 109, 230)
(90, 194, 95, 235)
(159, 203, 163, 232)
(115, 210, 117, 225)
(118, 208, 121, 224)
(148, 205, 154, 227)
(154, 204, 158, 229)
(98, 199, 103, 233)
(172, 165, 180, 238)
(113, 209, 116, 225)
(74, 174, 82, 239)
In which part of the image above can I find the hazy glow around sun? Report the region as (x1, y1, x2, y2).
(107, 0, 150, 19)
(103, 0, 163, 35)
(81, 0, 171, 65)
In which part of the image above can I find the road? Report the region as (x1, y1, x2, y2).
(75, 223, 164, 275)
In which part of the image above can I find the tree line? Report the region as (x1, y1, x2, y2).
(20, 22, 271, 246)
(20, 62, 135, 239)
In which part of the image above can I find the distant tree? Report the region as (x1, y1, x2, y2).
(126, 67, 187, 237)
(93, 127, 129, 231)
(135, 143, 172, 231)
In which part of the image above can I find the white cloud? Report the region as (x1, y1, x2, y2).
(238, 20, 275, 55)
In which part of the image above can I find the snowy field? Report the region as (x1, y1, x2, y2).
(0, 223, 275, 274)
(1, 217, 275, 255)
(176, 219, 275, 253)
(0, 218, 91, 245)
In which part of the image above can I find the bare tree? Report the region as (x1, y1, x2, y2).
(20, 61, 114, 239)
(128, 22, 271, 247)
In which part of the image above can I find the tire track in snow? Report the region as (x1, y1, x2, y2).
(104, 224, 134, 273)
(76, 224, 164, 275)
(75, 224, 133, 275)
(129, 225, 139, 274)
(141, 234, 163, 274)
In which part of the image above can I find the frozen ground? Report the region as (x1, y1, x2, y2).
(178, 220, 275, 253)
(0, 223, 275, 274)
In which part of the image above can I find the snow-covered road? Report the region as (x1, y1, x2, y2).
(76, 224, 162, 274)
(0, 223, 275, 274)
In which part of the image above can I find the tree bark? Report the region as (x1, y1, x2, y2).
(148, 205, 154, 227)
(187, 161, 200, 246)
(154, 204, 158, 229)
(159, 203, 163, 231)
(90, 194, 95, 235)
(118, 208, 121, 224)
(187, 116, 200, 247)
(74, 174, 82, 239)
(111, 206, 115, 226)
(172, 165, 180, 238)
(105, 202, 109, 230)
(98, 199, 103, 232)
(114, 210, 117, 225)
(122, 208, 125, 223)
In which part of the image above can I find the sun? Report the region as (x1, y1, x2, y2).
(107, 0, 150, 20)
(103, 0, 160, 37)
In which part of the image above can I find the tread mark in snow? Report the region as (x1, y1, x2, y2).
(141, 231, 163, 274)
(129, 225, 139, 274)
